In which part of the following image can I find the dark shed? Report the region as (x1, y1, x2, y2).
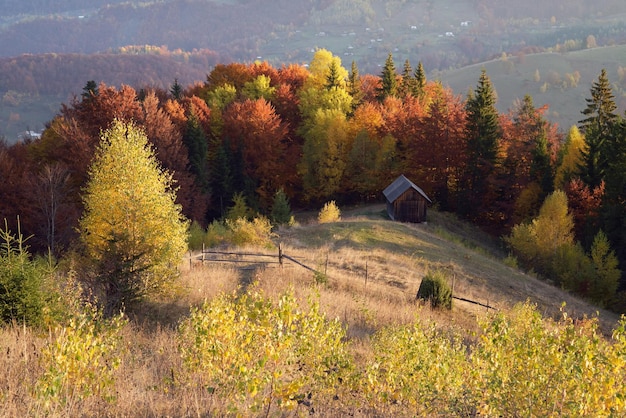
(383, 175, 432, 223)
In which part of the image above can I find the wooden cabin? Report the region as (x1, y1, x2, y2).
(383, 175, 432, 223)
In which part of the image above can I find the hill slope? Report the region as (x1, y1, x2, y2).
(437, 45, 626, 131)
(274, 205, 620, 335)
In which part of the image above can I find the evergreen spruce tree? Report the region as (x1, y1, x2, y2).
(170, 78, 183, 100)
(399, 59, 415, 98)
(377, 53, 397, 102)
(81, 80, 99, 100)
(413, 61, 427, 97)
(531, 131, 553, 198)
(210, 141, 235, 219)
(183, 110, 210, 193)
(461, 69, 501, 219)
(578, 69, 618, 188)
(0, 221, 48, 326)
(325, 60, 343, 91)
(271, 188, 293, 226)
(575, 70, 626, 284)
(517, 95, 554, 197)
(599, 117, 626, 276)
(226, 192, 253, 221)
(347, 60, 364, 111)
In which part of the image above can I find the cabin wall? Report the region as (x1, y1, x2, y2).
(391, 189, 428, 223)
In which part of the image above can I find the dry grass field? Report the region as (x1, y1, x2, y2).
(0, 205, 621, 416)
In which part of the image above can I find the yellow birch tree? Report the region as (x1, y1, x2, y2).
(80, 119, 188, 313)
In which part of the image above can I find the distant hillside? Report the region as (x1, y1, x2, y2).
(0, 0, 312, 60)
(2, 0, 626, 140)
(437, 45, 626, 131)
(2, 0, 626, 74)
(0, 50, 215, 96)
(0, 51, 214, 141)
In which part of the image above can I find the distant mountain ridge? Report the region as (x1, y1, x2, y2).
(2, 0, 626, 70)
(0, 50, 215, 96)
(2, 0, 626, 141)
(0, 0, 311, 60)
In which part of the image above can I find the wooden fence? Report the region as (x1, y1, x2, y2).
(190, 243, 311, 269)
(189, 244, 496, 311)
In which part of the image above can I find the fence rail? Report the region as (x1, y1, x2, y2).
(189, 244, 496, 311)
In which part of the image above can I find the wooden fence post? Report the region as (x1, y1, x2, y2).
(278, 243, 283, 268)
(365, 260, 368, 289)
(325, 252, 329, 275)
(452, 273, 456, 298)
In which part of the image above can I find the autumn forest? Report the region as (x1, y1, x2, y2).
(1, 49, 626, 310)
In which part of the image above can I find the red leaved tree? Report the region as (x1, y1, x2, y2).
(222, 98, 289, 209)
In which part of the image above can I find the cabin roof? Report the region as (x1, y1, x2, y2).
(383, 174, 432, 204)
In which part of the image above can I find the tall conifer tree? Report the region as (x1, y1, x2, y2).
(461, 69, 501, 219)
(377, 53, 397, 102)
(577, 70, 626, 273)
(413, 61, 427, 97)
(516, 95, 554, 197)
(399, 59, 415, 98)
(347, 60, 363, 111)
(600, 117, 626, 275)
(183, 110, 210, 193)
(578, 69, 618, 188)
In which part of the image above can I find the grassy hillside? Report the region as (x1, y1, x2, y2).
(436, 45, 626, 131)
(278, 205, 619, 334)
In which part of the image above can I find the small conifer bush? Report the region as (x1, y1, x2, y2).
(187, 220, 206, 251)
(0, 220, 50, 326)
(271, 188, 294, 226)
(416, 270, 452, 309)
(226, 192, 253, 221)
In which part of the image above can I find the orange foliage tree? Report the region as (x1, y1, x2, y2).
(420, 86, 468, 210)
(222, 99, 289, 209)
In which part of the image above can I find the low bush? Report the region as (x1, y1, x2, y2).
(177, 287, 353, 415)
(416, 270, 452, 309)
(318, 201, 341, 224)
(204, 219, 233, 247)
(203, 217, 275, 248)
(227, 216, 275, 248)
(363, 321, 470, 415)
(187, 220, 206, 251)
(35, 305, 126, 412)
(471, 303, 626, 416)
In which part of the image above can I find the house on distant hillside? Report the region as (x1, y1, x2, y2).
(17, 130, 41, 141)
(383, 175, 432, 223)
